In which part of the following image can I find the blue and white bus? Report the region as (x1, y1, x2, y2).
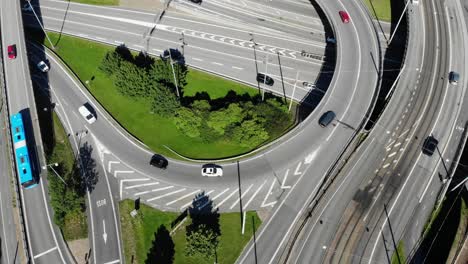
(10, 113, 37, 189)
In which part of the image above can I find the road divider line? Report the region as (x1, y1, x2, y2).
(232, 66, 244, 70)
(388, 152, 397, 158)
(134, 186, 173, 196)
(147, 189, 186, 202)
(180, 190, 215, 210)
(211, 62, 224, 66)
(166, 189, 201, 206)
(382, 163, 390, 169)
(34, 247, 57, 259)
(229, 184, 254, 210)
(119, 179, 149, 199)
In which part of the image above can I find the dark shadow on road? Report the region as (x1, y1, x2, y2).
(145, 225, 175, 264)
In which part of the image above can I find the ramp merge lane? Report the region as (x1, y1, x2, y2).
(1, 0, 73, 263)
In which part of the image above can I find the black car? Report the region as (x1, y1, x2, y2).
(256, 73, 274, 86)
(188, 0, 202, 3)
(150, 154, 168, 169)
(422, 136, 438, 156)
(318, 111, 336, 127)
(449, 71, 460, 85)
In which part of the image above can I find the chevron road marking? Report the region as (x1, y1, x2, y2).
(147, 189, 186, 202)
(166, 189, 201, 206)
(107, 161, 120, 172)
(134, 186, 173, 196)
(261, 178, 277, 208)
(198, 188, 230, 210)
(180, 190, 215, 210)
(294, 162, 303, 176)
(113, 170, 134, 178)
(230, 184, 254, 210)
(125, 182, 159, 189)
(281, 169, 291, 189)
(215, 188, 238, 209)
(119, 178, 149, 199)
(244, 180, 267, 209)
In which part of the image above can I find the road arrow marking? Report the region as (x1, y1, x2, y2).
(103, 220, 107, 244)
(304, 149, 318, 164)
(261, 178, 277, 208)
(294, 162, 303, 176)
(281, 169, 291, 189)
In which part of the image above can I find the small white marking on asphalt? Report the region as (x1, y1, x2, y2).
(374, 169, 379, 173)
(281, 169, 291, 189)
(78, 34, 88, 38)
(198, 188, 230, 210)
(393, 160, 397, 163)
(395, 126, 399, 130)
(398, 121, 402, 125)
(108, 161, 120, 172)
(125, 182, 159, 189)
(230, 184, 254, 210)
(386, 130, 390, 134)
(212, 62, 224, 66)
(294, 162, 303, 175)
(192, 57, 203, 61)
(133, 44, 144, 49)
(261, 178, 277, 208)
(386, 147, 392, 152)
(95, 37, 106, 41)
(382, 163, 390, 169)
(34, 247, 57, 259)
(243, 180, 267, 210)
(152, 48, 163, 53)
(166, 189, 201, 206)
(388, 152, 397, 158)
(180, 190, 215, 210)
(119, 178, 150, 199)
(400, 148, 405, 151)
(232, 66, 244, 70)
(404, 108, 409, 113)
(134, 186, 173, 196)
(215, 189, 238, 209)
(114, 40, 124, 44)
(114, 170, 134, 178)
(147, 189, 186, 202)
(394, 142, 401, 148)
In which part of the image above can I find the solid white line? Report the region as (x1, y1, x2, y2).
(147, 189, 186, 202)
(180, 190, 215, 210)
(211, 62, 223, 66)
(95, 36, 106, 41)
(0, 193, 10, 263)
(229, 184, 254, 210)
(125, 181, 158, 189)
(166, 189, 201, 206)
(33, 247, 57, 259)
(232, 66, 244, 70)
(243, 180, 267, 210)
(134, 186, 173, 196)
(215, 188, 238, 209)
(103, 260, 120, 264)
(192, 57, 203, 61)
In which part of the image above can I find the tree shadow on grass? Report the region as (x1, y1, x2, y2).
(145, 225, 175, 264)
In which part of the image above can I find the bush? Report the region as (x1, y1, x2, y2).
(172, 108, 202, 138)
(231, 119, 269, 147)
(151, 86, 181, 117)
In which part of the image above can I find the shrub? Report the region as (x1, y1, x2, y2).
(172, 107, 202, 138)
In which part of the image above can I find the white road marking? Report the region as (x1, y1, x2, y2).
(133, 44, 144, 49)
(134, 186, 173, 196)
(294, 162, 303, 175)
(198, 188, 230, 210)
(229, 184, 254, 210)
(180, 190, 215, 210)
(108, 161, 120, 172)
(34, 247, 57, 259)
(281, 169, 291, 189)
(232, 66, 244, 70)
(212, 62, 224, 66)
(103, 260, 120, 264)
(388, 152, 397, 158)
(394, 142, 401, 148)
(114, 40, 124, 44)
(152, 48, 163, 53)
(0, 193, 10, 263)
(215, 189, 238, 209)
(125, 182, 159, 189)
(261, 178, 277, 207)
(95, 36, 106, 41)
(244, 180, 267, 210)
(166, 189, 201, 206)
(119, 178, 149, 199)
(382, 163, 390, 169)
(147, 188, 186, 202)
(113, 170, 134, 178)
(192, 57, 203, 61)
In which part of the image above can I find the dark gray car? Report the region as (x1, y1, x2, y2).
(318, 111, 336, 127)
(449, 71, 460, 85)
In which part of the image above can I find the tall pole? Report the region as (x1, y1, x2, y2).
(250, 34, 261, 93)
(262, 54, 269, 101)
(179, 32, 187, 56)
(388, 0, 410, 44)
(168, 49, 180, 98)
(48, 165, 67, 185)
(237, 161, 244, 234)
(27, 0, 55, 50)
(277, 52, 287, 104)
(289, 71, 299, 111)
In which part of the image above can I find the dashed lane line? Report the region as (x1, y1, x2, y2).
(166, 189, 201, 206)
(147, 188, 187, 202)
(134, 186, 173, 196)
(229, 184, 254, 210)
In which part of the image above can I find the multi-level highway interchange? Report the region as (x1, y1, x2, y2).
(0, 0, 467, 263)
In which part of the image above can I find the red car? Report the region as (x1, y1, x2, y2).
(339, 11, 350, 24)
(7, 44, 17, 59)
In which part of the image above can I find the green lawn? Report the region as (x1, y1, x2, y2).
(120, 200, 261, 264)
(28, 30, 294, 159)
(391, 241, 405, 264)
(364, 0, 392, 22)
(69, 0, 119, 5)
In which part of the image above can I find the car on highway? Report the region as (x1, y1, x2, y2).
(37, 61, 49, 72)
(318, 111, 336, 127)
(326, 36, 336, 44)
(78, 105, 96, 124)
(256, 73, 274, 86)
(22, 3, 33, 12)
(201, 164, 223, 177)
(303, 81, 316, 89)
(150, 154, 168, 169)
(422, 136, 438, 156)
(339, 11, 350, 24)
(7, 44, 17, 59)
(449, 71, 459, 85)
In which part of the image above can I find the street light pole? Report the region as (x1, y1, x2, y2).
(179, 32, 187, 56)
(388, 0, 411, 44)
(249, 33, 261, 94)
(42, 163, 67, 185)
(27, 0, 55, 50)
(262, 54, 269, 101)
(277, 52, 287, 104)
(168, 49, 180, 98)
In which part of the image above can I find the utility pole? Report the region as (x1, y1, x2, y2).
(289, 71, 299, 111)
(179, 32, 187, 56)
(277, 51, 287, 104)
(168, 48, 180, 98)
(249, 33, 261, 93)
(237, 161, 244, 234)
(388, 0, 411, 44)
(262, 54, 269, 101)
(27, 0, 55, 49)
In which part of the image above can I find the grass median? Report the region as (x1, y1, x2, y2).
(120, 199, 261, 264)
(364, 0, 392, 22)
(28, 30, 294, 159)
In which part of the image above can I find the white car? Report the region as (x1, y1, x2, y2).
(201, 164, 223, 177)
(37, 61, 49, 72)
(78, 105, 96, 124)
(302, 81, 316, 89)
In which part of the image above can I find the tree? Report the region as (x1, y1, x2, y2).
(146, 225, 175, 264)
(185, 225, 219, 258)
(99, 51, 122, 76)
(152, 87, 181, 117)
(207, 103, 245, 135)
(231, 119, 269, 147)
(172, 108, 202, 138)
